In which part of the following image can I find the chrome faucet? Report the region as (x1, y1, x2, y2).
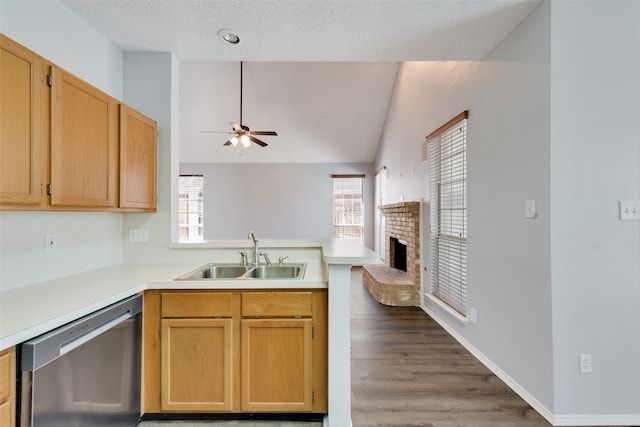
(248, 231, 259, 266)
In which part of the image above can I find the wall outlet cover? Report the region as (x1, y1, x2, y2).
(619, 200, 640, 220)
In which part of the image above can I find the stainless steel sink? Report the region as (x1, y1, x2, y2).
(179, 264, 250, 280)
(242, 265, 304, 279)
(175, 263, 306, 281)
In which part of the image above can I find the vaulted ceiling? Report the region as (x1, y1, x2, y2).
(62, 0, 542, 163)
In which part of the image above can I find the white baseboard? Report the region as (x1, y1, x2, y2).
(421, 303, 555, 425)
(553, 414, 640, 426)
(421, 304, 640, 426)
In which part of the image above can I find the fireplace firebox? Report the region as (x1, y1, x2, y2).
(390, 237, 407, 273)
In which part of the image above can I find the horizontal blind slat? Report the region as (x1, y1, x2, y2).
(429, 116, 467, 315)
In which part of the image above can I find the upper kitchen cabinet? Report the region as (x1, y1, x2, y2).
(0, 35, 157, 212)
(119, 105, 157, 211)
(49, 66, 119, 209)
(0, 35, 47, 207)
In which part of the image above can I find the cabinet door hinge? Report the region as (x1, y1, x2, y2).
(40, 183, 44, 194)
(46, 184, 52, 195)
(46, 75, 53, 87)
(312, 326, 315, 338)
(312, 391, 315, 402)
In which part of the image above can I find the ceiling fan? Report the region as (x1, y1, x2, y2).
(202, 61, 277, 147)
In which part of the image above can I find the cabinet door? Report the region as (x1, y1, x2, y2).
(241, 318, 313, 412)
(0, 35, 45, 207)
(161, 318, 233, 411)
(0, 347, 15, 427)
(50, 66, 118, 208)
(119, 104, 157, 210)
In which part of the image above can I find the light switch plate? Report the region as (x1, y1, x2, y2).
(525, 199, 537, 218)
(619, 201, 640, 220)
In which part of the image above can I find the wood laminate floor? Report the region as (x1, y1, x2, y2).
(350, 267, 551, 427)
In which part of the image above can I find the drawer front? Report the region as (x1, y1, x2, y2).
(162, 292, 234, 318)
(242, 291, 313, 317)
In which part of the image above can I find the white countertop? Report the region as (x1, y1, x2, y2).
(0, 261, 327, 351)
(0, 239, 379, 351)
(322, 239, 380, 265)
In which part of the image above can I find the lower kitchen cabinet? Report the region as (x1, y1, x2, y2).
(0, 347, 16, 427)
(161, 318, 234, 411)
(142, 289, 327, 415)
(241, 318, 313, 411)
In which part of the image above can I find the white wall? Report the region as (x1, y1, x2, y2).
(180, 163, 374, 245)
(0, 0, 125, 290)
(375, 1, 554, 417)
(549, 0, 640, 421)
(121, 52, 179, 262)
(0, 0, 123, 98)
(376, 1, 640, 424)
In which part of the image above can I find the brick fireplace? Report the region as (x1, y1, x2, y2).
(363, 201, 421, 306)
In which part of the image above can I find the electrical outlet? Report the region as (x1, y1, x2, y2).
(45, 234, 57, 252)
(468, 308, 478, 323)
(129, 229, 149, 242)
(619, 200, 640, 220)
(579, 354, 592, 373)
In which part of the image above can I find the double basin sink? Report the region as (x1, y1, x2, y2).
(175, 263, 306, 281)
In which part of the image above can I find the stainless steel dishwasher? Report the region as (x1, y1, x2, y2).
(19, 294, 142, 427)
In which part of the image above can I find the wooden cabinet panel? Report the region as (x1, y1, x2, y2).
(161, 318, 234, 411)
(1, 36, 157, 212)
(241, 318, 313, 412)
(0, 347, 16, 427)
(50, 66, 118, 208)
(162, 292, 234, 318)
(120, 104, 157, 210)
(0, 35, 45, 207)
(147, 289, 327, 416)
(0, 400, 11, 427)
(242, 291, 313, 317)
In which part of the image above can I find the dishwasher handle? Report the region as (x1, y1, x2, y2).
(60, 311, 131, 356)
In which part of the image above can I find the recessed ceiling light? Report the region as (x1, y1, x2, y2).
(217, 29, 240, 45)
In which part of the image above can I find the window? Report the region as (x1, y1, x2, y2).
(374, 167, 387, 259)
(178, 175, 204, 242)
(428, 111, 468, 316)
(332, 175, 364, 242)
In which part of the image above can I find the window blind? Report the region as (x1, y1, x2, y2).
(374, 167, 387, 259)
(178, 175, 204, 242)
(428, 112, 468, 315)
(332, 175, 364, 242)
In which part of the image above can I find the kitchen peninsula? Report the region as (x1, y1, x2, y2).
(0, 239, 378, 427)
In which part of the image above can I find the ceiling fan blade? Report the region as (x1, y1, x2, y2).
(248, 135, 268, 147)
(231, 122, 243, 132)
(223, 139, 233, 146)
(250, 131, 278, 136)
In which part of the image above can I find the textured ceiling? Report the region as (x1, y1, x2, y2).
(63, 0, 541, 61)
(61, 0, 542, 163)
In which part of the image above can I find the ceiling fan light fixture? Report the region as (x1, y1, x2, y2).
(217, 29, 240, 44)
(240, 135, 251, 148)
(229, 136, 239, 146)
